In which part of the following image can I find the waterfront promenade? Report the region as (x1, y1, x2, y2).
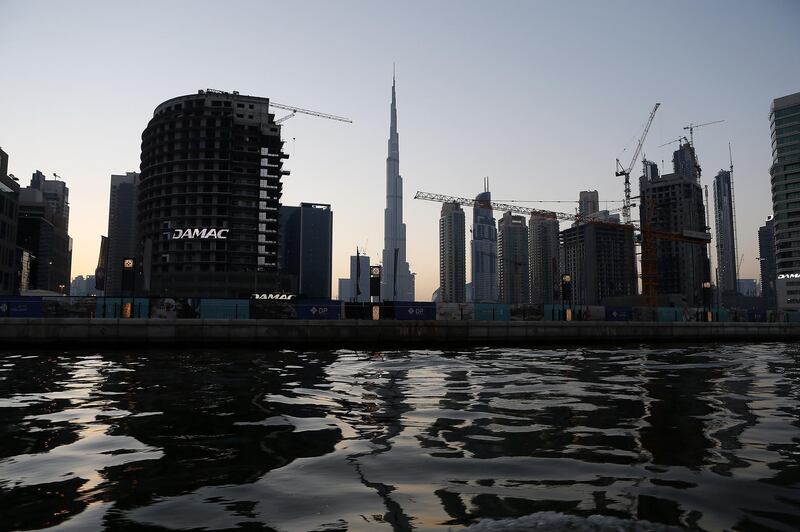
(2, 318, 800, 347)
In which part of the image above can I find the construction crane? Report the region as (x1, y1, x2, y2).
(683, 120, 724, 146)
(271, 102, 352, 125)
(414, 190, 711, 236)
(414, 191, 579, 222)
(658, 136, 689, 148)
(616, 103, 660, 225)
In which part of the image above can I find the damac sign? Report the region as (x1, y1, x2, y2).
(172, 228, 229, 239)
(777, 273, 800, 279)
(251, 293, 296, 300)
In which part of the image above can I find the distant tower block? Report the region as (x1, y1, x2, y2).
(439, 202, 466, 303)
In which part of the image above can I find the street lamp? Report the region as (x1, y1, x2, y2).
(561, 274, 572, 321)
(703, 281, 712, 322)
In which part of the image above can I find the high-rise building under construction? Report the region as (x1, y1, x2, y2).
(137, 89, 290, 297)
(559, 213, 637, 306)
(639, 143, 710, 306)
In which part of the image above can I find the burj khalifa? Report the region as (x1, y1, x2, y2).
(381, 75, 415, 301)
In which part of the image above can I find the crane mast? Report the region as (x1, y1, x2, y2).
(616, 103, 660, 225)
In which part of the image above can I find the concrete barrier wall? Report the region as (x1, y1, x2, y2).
(2, 318, 800, 348)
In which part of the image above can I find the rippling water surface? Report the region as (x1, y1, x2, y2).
(1, 345, 799, 531)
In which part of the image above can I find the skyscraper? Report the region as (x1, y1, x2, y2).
(560, 217, 637, 306)
(578, 190, 599, 217)
(279, 202, 333, 299)
(497, 212, 529, 305)
(380, 75, 415, 302)
(639, 143, 710, 306)
(713, 169, 738, 295)
(16, 171, 72, 294)
(105, 172, 139, 296)
(759, 215, 777, 309)
(439, 202, 466, 303)
(770, 91, 800, 311)
(341, 253, 370, 302)
(137, 89, 291, 297)
(471, 183, 497, 303)
(0, 147, 19, 295)
(528, 216, 559, 305)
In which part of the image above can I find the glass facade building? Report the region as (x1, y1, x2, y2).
(770, 91, 800, 310)
(279, 203, 333, 299)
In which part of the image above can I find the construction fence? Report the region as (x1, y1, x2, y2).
(0, 296, 795, 323)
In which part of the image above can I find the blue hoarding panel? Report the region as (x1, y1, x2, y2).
(198, 299, 250, 319)
(394, 302, 436, 320)
(474, 304, 511, 321)
(0, 297, 43, 317)
(605, 306, 632, 321)
(656, 307, 680, 322)
(295, 300, 342, 320)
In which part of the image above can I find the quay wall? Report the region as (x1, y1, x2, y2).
(2, 319, 800, 348)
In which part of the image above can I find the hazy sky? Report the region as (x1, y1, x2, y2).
(2, 0, 799, 300)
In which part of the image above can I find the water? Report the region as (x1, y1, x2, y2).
(0, 345, 798, 531)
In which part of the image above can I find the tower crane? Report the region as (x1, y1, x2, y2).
(616, 103, 660, 225)
(658, 136, 689, 148)
(683, 120, 723, 146)
(270, 102, 352, 125)
(414, 191, 579, 222)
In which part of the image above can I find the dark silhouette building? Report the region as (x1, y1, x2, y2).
(639, 144, 711, 307)
(105, 172, 139, 296)
(497, 211, 529, 305)
(560, 215, 637, 306)
(759, 215, 777, 309)
(0, 147, 19, 295)
(528, 216, 559, 305)
(439, 202, 466, 303)
(16, 171, 72, 294)
(279, 203, 332, 299)
(137, 89, 291, 297)
(713, 169, 738, 297)
(471, 183, 497, 303)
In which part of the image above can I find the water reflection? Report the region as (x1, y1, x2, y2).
(0, 345, 798, 531)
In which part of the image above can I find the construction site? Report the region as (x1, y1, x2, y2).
(416, 105, 773, 322)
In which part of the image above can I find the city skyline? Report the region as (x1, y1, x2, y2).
(2, 1, 800, 300)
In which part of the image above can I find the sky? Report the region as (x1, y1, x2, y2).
(1, 0, 799, 300)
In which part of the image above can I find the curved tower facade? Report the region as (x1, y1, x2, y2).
(471, 185, 498, 303)
(138, 89, 290, 297)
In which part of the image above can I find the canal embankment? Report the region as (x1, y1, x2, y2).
(2, 318, 800, 347)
